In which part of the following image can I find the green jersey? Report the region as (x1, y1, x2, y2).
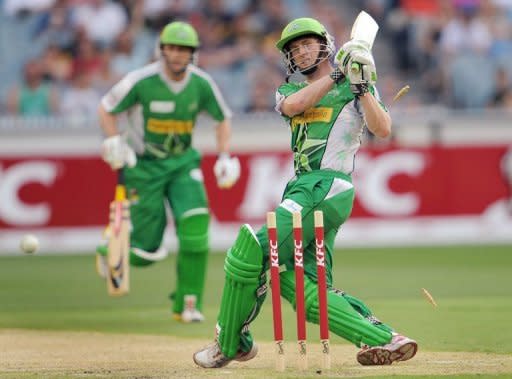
(275, 80, 386, 175)
(102, 61, 231, 158)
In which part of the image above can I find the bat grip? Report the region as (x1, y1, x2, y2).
(114, 169, 126, 201)
(117, 169, 125, 185)
(350, 62, 361, 74)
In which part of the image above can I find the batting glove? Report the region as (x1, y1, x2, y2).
(346, 49, 377, 85)
(335, 41, 377, 93)
(213, 153, 240, 189)
(335, 40, 369, 68)
(101, 135, 137, 170)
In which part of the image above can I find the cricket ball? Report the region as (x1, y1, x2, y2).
(20, 234, 39, 254)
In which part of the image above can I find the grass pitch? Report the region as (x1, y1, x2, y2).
(0, 245, 511, 378)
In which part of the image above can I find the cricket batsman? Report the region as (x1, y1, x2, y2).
(193, 17, 418, 367)
(96, 21, 240, 322)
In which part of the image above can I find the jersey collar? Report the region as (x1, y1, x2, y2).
(159, 61, 191, 94)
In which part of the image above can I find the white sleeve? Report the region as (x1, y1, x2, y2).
(274, 90, 286, 115)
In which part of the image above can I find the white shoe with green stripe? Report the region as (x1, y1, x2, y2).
(193, 341, 258, 368)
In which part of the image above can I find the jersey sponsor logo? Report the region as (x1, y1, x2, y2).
(150, 101, 175, 113)
(147, 118, 193, 134)
(291, 107, 333, 129)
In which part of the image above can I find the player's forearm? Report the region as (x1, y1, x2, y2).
(281, 75, 335, 117)
(216, 119, 231, 154)
(359, 92, 391, 138)
(98, 105, 119, 137)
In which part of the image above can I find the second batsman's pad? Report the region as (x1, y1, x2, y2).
(97, 244, 168, 267)
(173, 211, 210, 313)
(130, 246, 168, 266)
(279, 271, 392, 347)
(217, 224, 264, 358)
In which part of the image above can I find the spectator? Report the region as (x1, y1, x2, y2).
(244, 80, 275, 112)
(439, 2, 492, 56)
(110, 27, 152, 77)
(72, 34, 104, 82)
(72, 0, 128, 47)
(489, 67, 511, 107)
(60, 69, 101, 117)
(257, 0, 288, 35)
(4, 0, 55, 17)
(40, 44, 74, 83)
(489, 13, 512, 69)
(92, 47, 119, 95)
(32, 0, 76, 52)
(6, 59, 59, 116)
(142, 0, 193, 32)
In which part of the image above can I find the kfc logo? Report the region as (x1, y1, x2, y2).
(239, 151, 426, 218)
(354, 151, 426, 216)
(0, 161, 58, 225)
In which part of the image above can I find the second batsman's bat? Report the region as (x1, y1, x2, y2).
(107, 170, 130, 296)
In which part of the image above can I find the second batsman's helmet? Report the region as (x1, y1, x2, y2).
(160, 21, 199, 48)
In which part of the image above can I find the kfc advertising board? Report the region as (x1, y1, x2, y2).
(1, 145, 511, 253)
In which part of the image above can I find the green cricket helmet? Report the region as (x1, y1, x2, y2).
(276, 18, 329, 51)
(160, 21, 199, 48)
(276, 18, 335, 75)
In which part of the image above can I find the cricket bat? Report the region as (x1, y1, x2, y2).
(349, 11, 379, 74)
(107, 170, 130, 296)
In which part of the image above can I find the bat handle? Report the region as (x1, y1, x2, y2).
(114, 169, 127, 201)
(117, 169, 125, 185)
(350, 62, 361, 74)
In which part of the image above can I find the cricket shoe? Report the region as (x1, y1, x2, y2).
(356, 334, 418, 365)
(193, 341, 258, 368)
(173, 309, 205, 323)
(172, 295, 205, 323)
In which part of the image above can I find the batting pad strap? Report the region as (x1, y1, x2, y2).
(131, 246, 168, 264)
(224, 256, 261, 284)
(218, 224, 263, 358)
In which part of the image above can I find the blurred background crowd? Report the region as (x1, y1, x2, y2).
(0, 0, 511, 118)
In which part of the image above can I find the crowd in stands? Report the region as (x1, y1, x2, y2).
(0, 0, 511, 118)
(365, 0, 512, 110)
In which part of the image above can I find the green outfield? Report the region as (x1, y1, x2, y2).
(1, 244, 511, 378)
